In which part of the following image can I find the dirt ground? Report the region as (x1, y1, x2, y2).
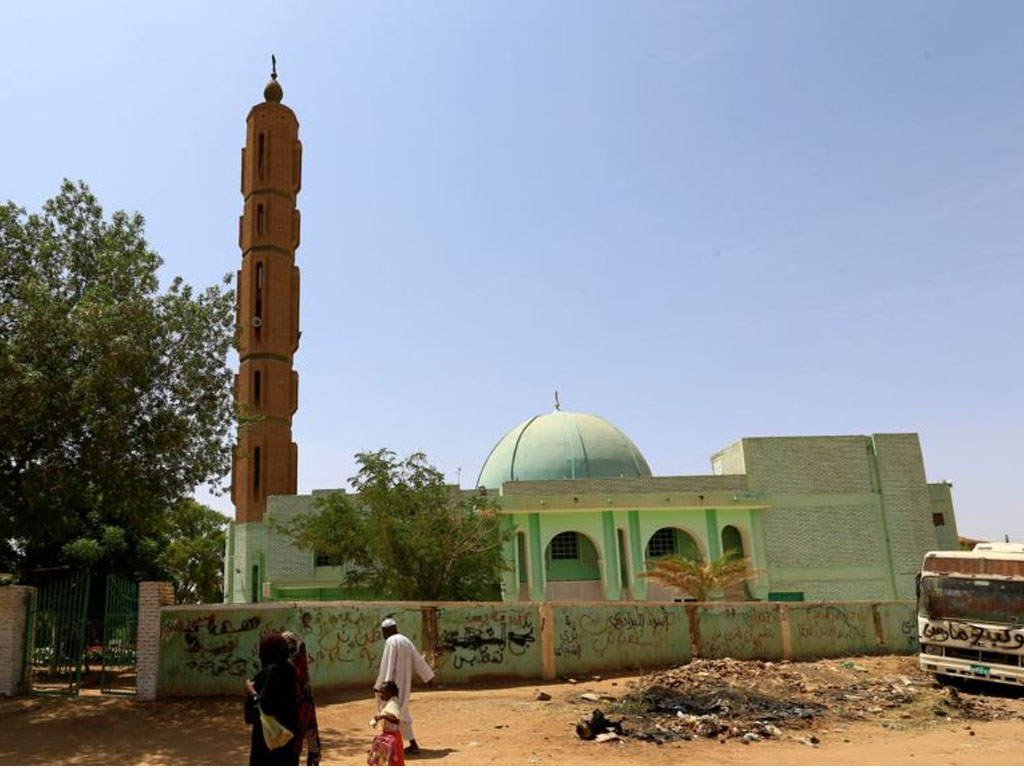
(1, 655, 1023, 766)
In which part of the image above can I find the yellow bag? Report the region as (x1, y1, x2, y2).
(259, 706, 294, 751)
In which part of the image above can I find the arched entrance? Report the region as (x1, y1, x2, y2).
(545, 531, 603, 600)
(721, 525, 744, 559)
(720, 525, 750, 600)
(643, 527, 704, 602)
(644, 527, 703, 562)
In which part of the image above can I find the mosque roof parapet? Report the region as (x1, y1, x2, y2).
(498, 474, 748, 497)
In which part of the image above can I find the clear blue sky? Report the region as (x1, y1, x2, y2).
(4, 1, 1022, 540)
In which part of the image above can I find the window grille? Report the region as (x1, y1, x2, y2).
(647, 527, 677, 558)
(549, 532, 579, 560)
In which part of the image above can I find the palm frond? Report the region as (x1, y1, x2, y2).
(640, 551, 750, 602)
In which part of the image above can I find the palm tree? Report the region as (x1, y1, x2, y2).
(640, 551, 750, 602)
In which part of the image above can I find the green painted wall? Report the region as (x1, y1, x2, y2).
(552, 603, 691, 675)
(158, 603, 423, 697)
(156, 599, 918, 696)
(874, 601, 920, 654)
(786, 603, 878, 659)
(434, 604, 541, 681)
(696, 603, 784, 660)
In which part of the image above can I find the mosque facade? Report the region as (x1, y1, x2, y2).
(225, 406, 958, 605)
(223, 75, 958, 605)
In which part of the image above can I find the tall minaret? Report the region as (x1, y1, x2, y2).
(232, 59, 302, 524)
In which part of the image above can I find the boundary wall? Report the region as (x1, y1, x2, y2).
(147, 587, 918, 698)
(0, 586, 34, 696)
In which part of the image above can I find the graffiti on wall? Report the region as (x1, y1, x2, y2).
(793, 606, 869, 643)
(161, 613, 285, 679)
(900, 618, 919, 651)
(298, 609, 383, 671)
(555, 606, 673, 659)
(699, 607, 779, 659)
(922, 619, 1024, 650)
(438, 609, 536, 669)
(161, 608, 388, 681)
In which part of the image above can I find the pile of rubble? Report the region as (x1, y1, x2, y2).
(579, 657, 1022, 745)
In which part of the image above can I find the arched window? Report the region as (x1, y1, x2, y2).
(545, 532, 600, 581)
(645, 527, 702, 562)
(721, 525, 744, 560)
(257, 133, 266, 179)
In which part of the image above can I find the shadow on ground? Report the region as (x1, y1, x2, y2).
(0, 696, 249, 766)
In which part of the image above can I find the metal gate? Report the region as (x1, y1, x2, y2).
(100, 574, 138, 694)
(27, 571, 90, 696)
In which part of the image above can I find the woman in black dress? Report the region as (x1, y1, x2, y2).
(244, 632, 300, 765)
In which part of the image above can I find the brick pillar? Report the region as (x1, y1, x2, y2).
(0, 586, 35, 695)
(136, 582, 175, 700)
(539, 602, 556, 680)
(778, 603, 792, 661)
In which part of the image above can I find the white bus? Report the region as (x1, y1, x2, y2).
(918, 543, 1024, 687)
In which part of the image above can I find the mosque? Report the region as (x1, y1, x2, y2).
(223, 71, 959, 606)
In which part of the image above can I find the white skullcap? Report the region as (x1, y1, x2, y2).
(381, 618, 397, 629)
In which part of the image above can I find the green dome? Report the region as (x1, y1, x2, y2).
(477, 410, 652, 489)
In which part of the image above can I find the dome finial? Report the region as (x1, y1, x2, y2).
(264, 54, 283, 103)
(554, 390, 561, 411)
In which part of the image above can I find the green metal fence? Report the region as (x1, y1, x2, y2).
(100, 574, 138, 694)
(29, 571, 90, 696)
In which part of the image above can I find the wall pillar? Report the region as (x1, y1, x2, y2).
(500, 518, 517, 601)
(600, 510, 621, 601)
(628, 510, 647, 600)
(539, 602, 555, 680)
(136, 581, 175, 701)
(0, 586, 35, 695)
(704, 508, 721, 561)
(779, 603, 792, 661)
(528, 514, 546, 601)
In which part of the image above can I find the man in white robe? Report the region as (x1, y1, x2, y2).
(374, 617, 435, 753)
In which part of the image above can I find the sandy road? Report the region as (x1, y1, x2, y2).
(1, 658, 1022, 765)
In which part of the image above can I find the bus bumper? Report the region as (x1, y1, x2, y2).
(919, 652, 1024, 686)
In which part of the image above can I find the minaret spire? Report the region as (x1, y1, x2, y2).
(231, 70, 303, 525)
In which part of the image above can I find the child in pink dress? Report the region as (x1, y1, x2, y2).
(367, 681, 405, 766)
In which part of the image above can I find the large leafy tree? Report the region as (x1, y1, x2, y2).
(0, 181, 236, 576)
(281, 449, 511, 601)
(159, 499, 228, 604)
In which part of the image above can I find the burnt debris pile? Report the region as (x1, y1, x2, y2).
(601, 657, 1021, 745)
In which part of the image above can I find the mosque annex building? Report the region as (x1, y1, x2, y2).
(224, 73, 958, 606)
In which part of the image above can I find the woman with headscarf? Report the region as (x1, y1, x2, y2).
(283, 631, 322, 766)
(244, 632, 300, 765)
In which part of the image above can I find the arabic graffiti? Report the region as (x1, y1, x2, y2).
(922, 619, 1024, 650)
(160, 606, 392, 688)
(161, 611, 283, 680)
(793, 605, 870, 642)
(299, 609, 383, 671)
(555, 606, 674, 659)
(436, 608, 537, 670)
(699, 606, 781, 659)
